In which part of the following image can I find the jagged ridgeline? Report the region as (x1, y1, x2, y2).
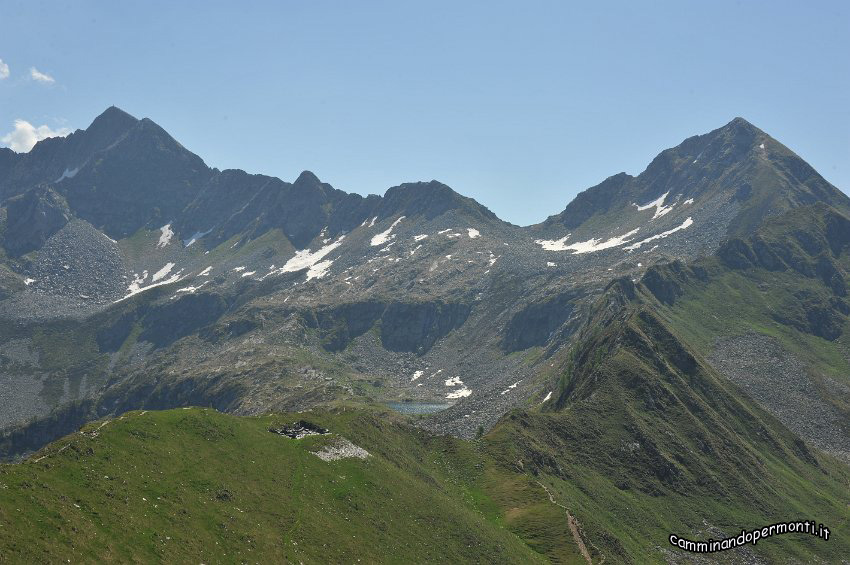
(1, 108, 849, 562)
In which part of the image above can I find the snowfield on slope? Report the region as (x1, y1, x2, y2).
(625, 217, 693, 250)
(634, 191, 675, 220)
(371, 217, 405, 246)
(266, 235, 346, 280)
(157, 223, 174, 248)
(536, 228, 640, 254)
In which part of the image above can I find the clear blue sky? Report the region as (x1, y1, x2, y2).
(1, 0, 847, 225)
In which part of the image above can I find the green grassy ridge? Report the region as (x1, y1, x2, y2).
(494, 300, 850, 563)
(0, 407, 545, 564)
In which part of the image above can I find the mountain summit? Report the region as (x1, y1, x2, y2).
(541, 117, 848, 238)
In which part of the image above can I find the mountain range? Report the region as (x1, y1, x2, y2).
(1, 107, 849, 562)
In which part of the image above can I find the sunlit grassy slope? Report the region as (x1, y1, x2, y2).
(0, 407, 544, 564)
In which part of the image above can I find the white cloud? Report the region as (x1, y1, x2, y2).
(1, 119, 71, 152)
(0, 59, 9, 79)
(29, 67, 55, 84)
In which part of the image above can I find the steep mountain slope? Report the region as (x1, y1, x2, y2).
(484, 273, 850, 563)
(0, 107, 847, 456)
(539, 118, 849, 239)
(640, 203, 850, 463)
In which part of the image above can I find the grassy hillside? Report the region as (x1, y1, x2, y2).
(0, 407, 544, 564)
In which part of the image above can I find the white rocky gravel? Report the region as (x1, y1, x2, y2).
(311, 438, 370, 462)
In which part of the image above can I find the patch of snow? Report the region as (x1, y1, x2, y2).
(196, 266, 212, 277)
(371, 216, 405, 246)
(24, 278, 35, 285)
(414, 234, 429, 241)
(546, 262, 556, 267)
(183, 228, 213, 247)
(542, 391, 553, 403)
(117, 269, 184, 302)
(535, 234, 571, 251)
(446, 387, 472, 399)
(500, 380, 522, 395)
(759, 143, 765, 149)
(411, 370, 424, 382)
(444, 376, 464, 387)
(633, 191, 674, 220)
(683, 198, 694, 205)
(233, 266, 246, 272)
(306, 260, 334, 280)
(467, 228, 480, 239)
(539, 228, 640, 254)
(368, 216, 378, 227)
(437, 228, 452, 234)
(173, 280, 210, 296)
(157, 223, 174, 248)
(55, 167, 79, 182)
(266, 235, 346, 281)
(151, 263, 176, 282)
(241, 271, 256, 277)
(624, 217, 694, 251)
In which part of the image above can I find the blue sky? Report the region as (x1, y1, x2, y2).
(1, 1, 847, 225)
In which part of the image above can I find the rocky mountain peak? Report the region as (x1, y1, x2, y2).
(85, 106, 139, 142)
(380, 180, 500, 223)
(542, 117, 847, 240)
(293, 170, 322, 187)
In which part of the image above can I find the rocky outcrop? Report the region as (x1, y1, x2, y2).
(138, 292, 230, 348)
(306, 300, 471, 354)
(380, 301, 471, 353)
(2, 186, 70, 257)
(501, 290, 583, 351)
